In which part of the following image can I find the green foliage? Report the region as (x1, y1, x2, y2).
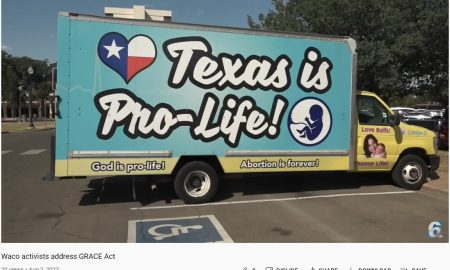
(2, 51, 20, 103)
(1, 51, 55, 116)
(248, 0, 448, 105)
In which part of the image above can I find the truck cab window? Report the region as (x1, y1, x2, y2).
(357, 95, 390, 125)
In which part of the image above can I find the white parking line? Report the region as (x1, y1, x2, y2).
(20, 149, 47, 155)
(2, 150, 12, 155)
(130, 190, 416, 211)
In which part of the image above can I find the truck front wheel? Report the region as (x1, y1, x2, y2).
(391, 154, 427, 190)
(174, 161, 219, 204)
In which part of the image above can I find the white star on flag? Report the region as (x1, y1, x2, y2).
(103, 39, 124, 59)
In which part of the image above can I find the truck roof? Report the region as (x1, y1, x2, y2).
(59, 11, 357, 54)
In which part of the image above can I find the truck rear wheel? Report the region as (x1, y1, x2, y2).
(174, 161, 218, 204)
(391, 154, 427, 190)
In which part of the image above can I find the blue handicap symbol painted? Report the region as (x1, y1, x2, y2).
(129, 215, 232, 243)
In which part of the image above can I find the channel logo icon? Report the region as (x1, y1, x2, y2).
(428, 221, 443, 238)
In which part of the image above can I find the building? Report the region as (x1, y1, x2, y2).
(104, 5, 172, 22)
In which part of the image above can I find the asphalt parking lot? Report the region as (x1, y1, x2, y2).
(1, 129, 448, 243)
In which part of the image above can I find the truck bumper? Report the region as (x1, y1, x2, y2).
(428, 155, 440, 173)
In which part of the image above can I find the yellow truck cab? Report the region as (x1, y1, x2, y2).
(355, 91, 440, 190)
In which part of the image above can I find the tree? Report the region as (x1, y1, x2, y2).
(2, 51, 20, 118)
(1, 50, 55, 119)
(248, 0, 448, 105)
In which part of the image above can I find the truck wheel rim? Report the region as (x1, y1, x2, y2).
(184, 171, 211, 197)
(402, 163, 422, 184)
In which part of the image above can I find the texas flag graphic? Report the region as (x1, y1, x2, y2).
(98, 32, 156, 83)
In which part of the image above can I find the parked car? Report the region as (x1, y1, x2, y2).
(399, 105, 446, 138)
(438, 107, 448, 149)
(391, 107, 416, 116)
(427, 109, 444, 119)
(402, 111, 439, 133)
(402, 111, 433, 120)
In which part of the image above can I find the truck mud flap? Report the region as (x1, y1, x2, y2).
(42, 135, 57, 181)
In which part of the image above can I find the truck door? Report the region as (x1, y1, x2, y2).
(356, 95, 399, 170)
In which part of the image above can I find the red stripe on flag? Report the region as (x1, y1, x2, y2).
(127, 56, 154, 80)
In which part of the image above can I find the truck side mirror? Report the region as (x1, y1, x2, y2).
(392, 112, 401, 126)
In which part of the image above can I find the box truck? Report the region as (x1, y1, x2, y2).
(54, 12, 439, 203)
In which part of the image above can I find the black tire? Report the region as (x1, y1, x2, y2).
(391, 154, 427, 190)
(173, 161, 219, 204)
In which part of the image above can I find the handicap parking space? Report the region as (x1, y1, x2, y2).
(125, 186, 448, 243)
(127, 215, 233, 243)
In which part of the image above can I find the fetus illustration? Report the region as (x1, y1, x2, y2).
(288, 97, 331, 146)
(297, 104, 323, 141)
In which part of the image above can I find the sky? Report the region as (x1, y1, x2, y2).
(1, 0, 273, 63)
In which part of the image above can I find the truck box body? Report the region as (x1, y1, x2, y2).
(55, 13, 356, 177)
